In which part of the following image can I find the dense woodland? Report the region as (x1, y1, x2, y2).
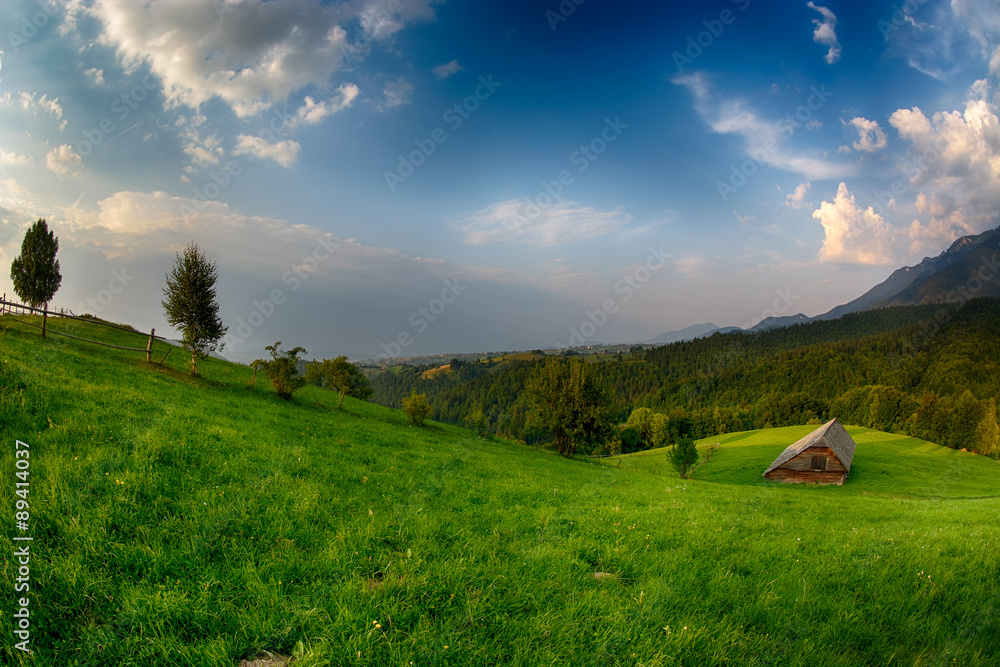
(371, 298, 1000, 457)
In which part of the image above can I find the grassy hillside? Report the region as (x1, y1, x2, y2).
(2, 315, 999, 666)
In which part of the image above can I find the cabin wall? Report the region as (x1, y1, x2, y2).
(764, 469, 846, 485)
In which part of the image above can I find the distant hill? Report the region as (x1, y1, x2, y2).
(641, 322, 737, 344)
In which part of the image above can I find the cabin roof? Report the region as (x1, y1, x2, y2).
(763, 418, 856, 475)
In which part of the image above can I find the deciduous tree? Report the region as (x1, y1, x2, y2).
(306, 356, 373, 408)
(10, 218, 62, 310)
(525, 357, 613, 457)
(161, 242, 227, 376)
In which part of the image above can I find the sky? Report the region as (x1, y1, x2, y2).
(2, 0, 1000, 362)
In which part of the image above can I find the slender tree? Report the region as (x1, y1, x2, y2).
(10, 218, 62, 310)
(161, 242, 228, 376)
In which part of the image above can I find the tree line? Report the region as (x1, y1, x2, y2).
(370, 298, 1000, 458)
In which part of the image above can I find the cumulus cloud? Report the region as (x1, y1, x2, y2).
(785, 181, 812, 209)
(807, 2, 842, 64)
(81, 0, 438, 118)
(233, 134, 301, 168)
(813, 183, 896, 264)
(46, 145, 83, 176)
(293, 83, 359, 127)
(734, 210, 757, 225)
(450, 200, 631, 247)
(846, 117, 888, 152)
(378, 77, 413, 111)
(84, 67, 105, 86)
(433, 59, 463, 78)
(886, 83, 1000, 252)
(0, 148, 30, 166)
(672, 72, 850, 181)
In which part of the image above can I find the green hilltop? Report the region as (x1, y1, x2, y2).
(1, 314, 999, 665)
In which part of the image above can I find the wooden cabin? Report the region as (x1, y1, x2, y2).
(763, 418, 856, 485)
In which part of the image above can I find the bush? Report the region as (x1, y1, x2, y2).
(669, 437, 699, 479)
(252, 342, 307, 400)
(402, 390, 431, 426)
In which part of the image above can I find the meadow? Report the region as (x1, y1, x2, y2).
(1, 314, 998, 666)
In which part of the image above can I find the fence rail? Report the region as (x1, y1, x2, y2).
(0, 295, 171, 362)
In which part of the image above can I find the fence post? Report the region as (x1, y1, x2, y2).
(146, 328, 155, 363)
(250, 365, 258, 390)
(42, 302, 48, 338)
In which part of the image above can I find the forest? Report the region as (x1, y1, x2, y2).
(370, 298, 1000, 457)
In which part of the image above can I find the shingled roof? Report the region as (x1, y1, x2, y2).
(763, 418, 856, 475)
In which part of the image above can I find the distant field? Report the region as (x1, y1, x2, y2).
(2, 315, 999, 666)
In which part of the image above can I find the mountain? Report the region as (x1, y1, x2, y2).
(642, 322, 739, 344)
(748, 313, 811, 332)
(817, 225, 1000, 319)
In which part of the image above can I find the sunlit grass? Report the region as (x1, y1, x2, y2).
(1, 315, 999, 665)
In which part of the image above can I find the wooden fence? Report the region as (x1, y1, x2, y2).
(0, 294, 171, 364)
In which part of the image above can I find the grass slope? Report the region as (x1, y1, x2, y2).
(1, 315, 999, 666)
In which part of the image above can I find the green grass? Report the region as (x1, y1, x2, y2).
(2, 314, 999, 666)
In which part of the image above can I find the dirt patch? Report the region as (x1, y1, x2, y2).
(238, 652, 293, 667)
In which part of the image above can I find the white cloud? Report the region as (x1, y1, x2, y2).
(0, 149, 30, 166)
(0, 91, 66, 131)
(887, 81, 1000, 253)
(672, 72, 849, 181)
(46, 145, 83, 176)
(84, 67, 105, 86)
(176, 114, 223, 166)
(785, 181, 812, 209)
(846, 117, 888, 152)
(378, 77, 413, 111)
(734, 210, 757, 225)
(885, 0, 1000, 80)
(813, 183, 896, 265)
(807, 2, 842, 64)
(233, 134, 301, 168)
(82, 0, 438, 118)
(293, 83, 359, 127)
(450, 200, 631, 247)
(433, 59, 463, 78)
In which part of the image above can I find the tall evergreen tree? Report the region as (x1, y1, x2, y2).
(10, 218, 62, 309)
(161, 242, 228, 376)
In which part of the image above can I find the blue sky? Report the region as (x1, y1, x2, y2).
(2, 0, 1000, 361)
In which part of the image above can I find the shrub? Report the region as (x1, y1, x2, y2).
(402, 390, 431, 426)
(669, 437, 699, 479)
(252, 342, 307, 400)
